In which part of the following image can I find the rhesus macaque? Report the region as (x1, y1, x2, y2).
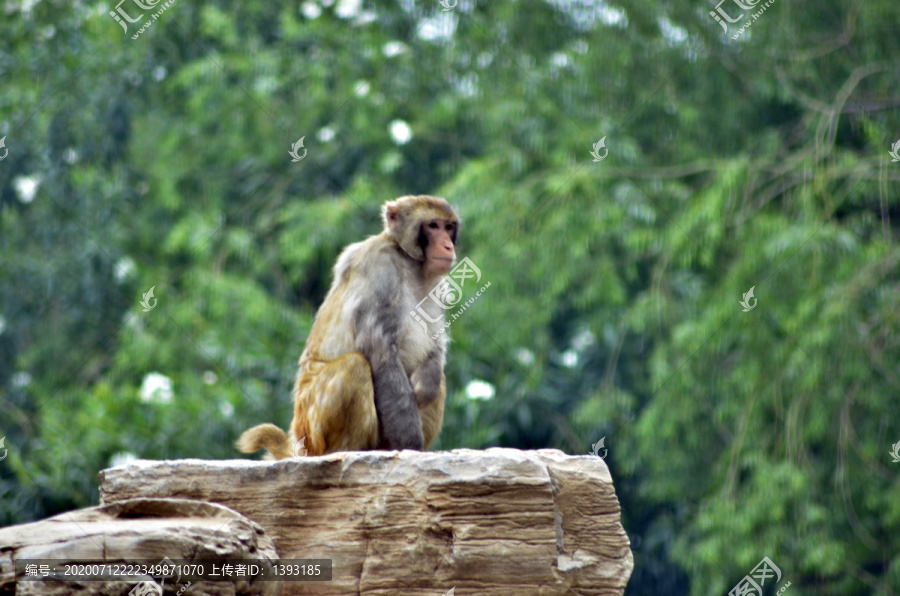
(237, 195, 460, 459)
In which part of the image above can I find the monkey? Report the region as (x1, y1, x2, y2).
(237, 195, 460, 459)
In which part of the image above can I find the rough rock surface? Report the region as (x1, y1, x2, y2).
(0, 498, 279, 596)
(99, 448, 633, 595)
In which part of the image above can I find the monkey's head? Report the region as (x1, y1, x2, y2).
(382, 195, 460, 275)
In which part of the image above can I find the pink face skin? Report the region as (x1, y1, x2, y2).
(423, 218, 457, 275)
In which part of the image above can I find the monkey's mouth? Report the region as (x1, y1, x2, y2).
(431, 258, 456, 269)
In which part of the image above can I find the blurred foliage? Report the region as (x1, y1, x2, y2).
(1, 0, 899, 594)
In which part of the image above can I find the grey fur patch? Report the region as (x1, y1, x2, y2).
(372, 353, 424, 450)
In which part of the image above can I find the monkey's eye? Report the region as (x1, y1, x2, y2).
(445, 224, 454, 231)
(429, 222, 439, 229)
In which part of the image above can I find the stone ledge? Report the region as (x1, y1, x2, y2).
(99, 448, 633, 595)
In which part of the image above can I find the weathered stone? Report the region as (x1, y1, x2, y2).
(99, 449, 633, 595)
(0, 498, 278, 596)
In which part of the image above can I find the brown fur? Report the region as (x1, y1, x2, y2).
(237, 196, 460, 458)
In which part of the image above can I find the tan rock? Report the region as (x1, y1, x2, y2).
(0, 498, 279, 596)
(99, 449, 633, 595)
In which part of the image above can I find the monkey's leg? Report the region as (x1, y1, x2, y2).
(419, 374, 446, 449)
(290, 352, 379, 455)
(410, 352, 446, 449)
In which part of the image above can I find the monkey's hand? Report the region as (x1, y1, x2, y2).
(411, 350, 444, 407)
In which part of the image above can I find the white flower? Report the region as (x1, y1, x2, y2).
(219, 401, 235, 418)
(13, 176, 39, 204)
(417, 12, 456, 41)
(513, 348, 535, 366)
(353, 80, 370, 96)
(140, 372, 173, 404)
(383, 41, 406, 57)
(659, 17, 687, 45)
(353, 10, 377, 26)
(465, 380, 495, 401)
(561, 349, 578, 368)
(301, 2, 321, 19)
(599, 6, 626, 26)
(335, 0, 361, 19)
(550, 52, 570, 68)
(114, 257, 135, 284)
(389, 119, 412, 145)
(571, 329, 595, 351)
(317, 126, 336, 142)
(11, 372, 32, 388)
(109, 452, 138, 468)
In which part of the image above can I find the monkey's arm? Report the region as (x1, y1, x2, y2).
(370, 350, 425, 450)
(352, 257, 425, 450)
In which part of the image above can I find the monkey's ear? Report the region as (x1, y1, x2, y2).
(382, 201, 402, 234)
(382, 198, 426, 261)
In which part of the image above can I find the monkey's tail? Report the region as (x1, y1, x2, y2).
(236, 423, 293, 460)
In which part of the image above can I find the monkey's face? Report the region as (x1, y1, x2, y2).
(420, 218, 457, 275)
(383, 195, 461, 270)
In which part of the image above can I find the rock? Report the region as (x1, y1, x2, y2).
(0, 498, 279, 596)
(99, 448, 633, 595)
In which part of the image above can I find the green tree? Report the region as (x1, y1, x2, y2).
(0, 1, 897, 594)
